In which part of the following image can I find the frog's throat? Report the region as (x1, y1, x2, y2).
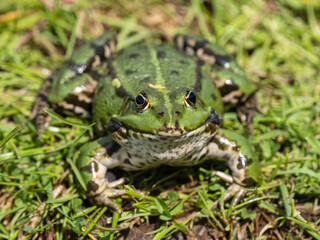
(105, 108, 222, 138)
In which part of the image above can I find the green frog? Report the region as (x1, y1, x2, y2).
(31, 33, 260, 213)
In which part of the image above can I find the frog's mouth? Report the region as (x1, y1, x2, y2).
(105, 108, 223, 139)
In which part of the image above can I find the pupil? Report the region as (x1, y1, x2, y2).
(188, 91, 196, 104)
(136, 95, 145, 105)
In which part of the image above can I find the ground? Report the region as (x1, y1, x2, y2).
(0, 0, 320, 239)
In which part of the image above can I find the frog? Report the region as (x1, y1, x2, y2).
(31, 33, 260, 213)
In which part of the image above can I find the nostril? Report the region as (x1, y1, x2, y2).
(157, 112, 164, 117)
(175, 111, 181, 116)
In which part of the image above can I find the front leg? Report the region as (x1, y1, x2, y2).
(209, 134, 255, 186)
(76, 137, 126, 214)
(202, 133, 258, 208)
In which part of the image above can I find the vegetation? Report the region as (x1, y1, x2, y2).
(0, 0, 320, 239)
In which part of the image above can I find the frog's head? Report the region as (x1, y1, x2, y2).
(105, 86, 222, 139)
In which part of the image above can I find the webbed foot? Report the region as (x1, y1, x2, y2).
(211, 171, 247, 210)
(88, 175, 127, 214)
(77, 138, 129, 214)
(203, 135, 258, 210)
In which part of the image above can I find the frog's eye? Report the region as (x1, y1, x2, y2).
(135, 92, 149, 112)
(185, 90, 196, 108)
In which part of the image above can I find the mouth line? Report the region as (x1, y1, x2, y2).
(105, 120, 218, 139)
(111, 122, 217, 142)
(104, 108, 222, 137)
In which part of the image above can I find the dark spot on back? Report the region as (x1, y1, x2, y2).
(115, 85, 134, 101)
(157, 51, 166, 59)
(157, 112, 164, 117)
(171, 70, 179, 75)
(125, 69, 137, 75)
(179, 60, 189, 65)
(140, 76, 150, 83)
(129, 53, 139, 59)
(138, 45, 147, 50)
(175, 111, 181, 116)
(211, 93, 217, 100)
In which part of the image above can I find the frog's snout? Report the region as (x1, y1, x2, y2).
(157, 121, 184, 137)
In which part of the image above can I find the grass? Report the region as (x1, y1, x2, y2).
(1, 0, 320, 239)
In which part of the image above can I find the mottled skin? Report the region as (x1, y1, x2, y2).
(32, 33, 260, 213)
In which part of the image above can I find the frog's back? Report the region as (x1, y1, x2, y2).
(113, 43, 199, 93)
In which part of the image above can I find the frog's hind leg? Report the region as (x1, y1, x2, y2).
(49, 33, 118, 118)
(174, 34, 243, 74)
(31, 33, 117, 138)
